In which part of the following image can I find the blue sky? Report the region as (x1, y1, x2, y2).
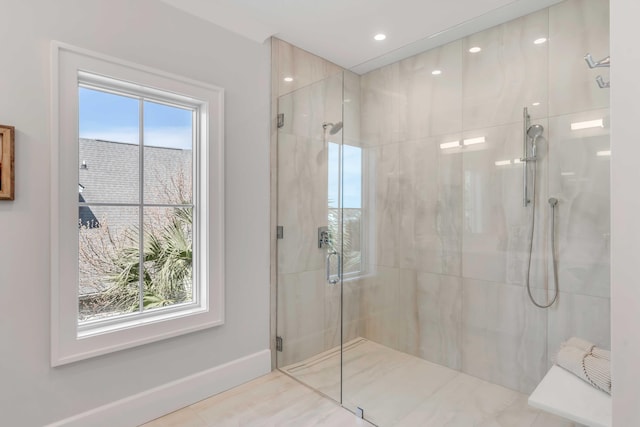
(79, 87, 193, 149)
(329, 143, 362, 209)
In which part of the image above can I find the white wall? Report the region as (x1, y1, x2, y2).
(611, 0, 640, 424)
(0, 1, 270, 425)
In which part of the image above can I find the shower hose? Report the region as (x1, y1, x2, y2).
(525, 159, 559, 308)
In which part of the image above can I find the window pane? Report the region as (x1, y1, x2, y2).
(142, 207, 194, 312)
(143, 101, 193, 205)
(78, 206, 140, 322)
(79, 87, 140, 204)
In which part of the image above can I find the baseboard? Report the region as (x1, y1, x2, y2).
(46, 349, 272, 427)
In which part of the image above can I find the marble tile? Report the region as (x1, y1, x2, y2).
(275, 38, 344, 98)
(278, 73, 343, 143)
(360, 41, 463, 146)
(142, 407, 207, 427)
(478, 394, 579, 427)
(462, 9, 549, 130)
(399, 40, 463, 140)
(344, 353, 459, 426)
(276, 132, 328, 275)
(548, 0, 610, 116)
(461, 279, 548, 394)
(461, 122, 549, 287)
(188, 371, 371, 427)
(360, 62, 406, 146)
(397, 136, 462, 276)
(277, 270, 331, 367)
(398, 270, 462, 370)
(367, 143, 401, 268)
(282, 338, 572, 427)
(548, 110, 610, 298)
(343, 70, 362, 148)
(532, 412, 581, 427)
(395, 374, 523, 427)
(356, 265, 401, 349)
(547, 291, 611, 366)
(342, 278, 363, 344)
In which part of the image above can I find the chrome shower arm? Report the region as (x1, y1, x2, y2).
(584, 53, 610, 68)
(596, 75, 610, 88)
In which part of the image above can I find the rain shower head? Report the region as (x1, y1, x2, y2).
(527, 124, 544, 140)
(323, 121, 343, 135)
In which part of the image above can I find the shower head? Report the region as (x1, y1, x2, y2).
(323, 121, 343, 135)
(527, 124, 544, 140)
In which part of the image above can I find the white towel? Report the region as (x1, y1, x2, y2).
(562, 337, 611, 361)
(556, 345, 611, 394)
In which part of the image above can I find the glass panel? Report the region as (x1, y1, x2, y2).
(276, 72, 343, 404)
(341, 144, 363, 276)
(78, 87, 139, 204)
(142, 207, 194, 311)
(143, 101, 193, 205)
(78, 206, 139, 321)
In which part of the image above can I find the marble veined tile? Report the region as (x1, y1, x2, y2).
(281, 338, 573, 427)
(394, 373, 523, 426)
(461, 122, 549, 288)
(360, 62, 406, 146)
(546, 291, 610, 366)
(188, 371, 372, 427)
(356, 265, 401, 349)
(462, 8, 549, 130)
(367, 144, 401, 268)
(461, 279, 547, 394)
(397, 136, 462, 276)
(275, 38, 344, 98)
(277, 133, 329, 275)
(278, 73, 343, 143)
(360, 41, 463, 146)
(548, 109, 610, 299)
(277, 270, 332, 367)
(398, 270, 462, 370)
(548, 0, 610, 116)
(398, 40, 463, 140)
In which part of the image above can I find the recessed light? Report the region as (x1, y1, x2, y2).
(495, 160, 511, 166)
(597, 150, 611, 157)
(469, 46, 482, 53)
(439, 140, 460, 149)
(534, 37, 547, 45)
(463, 136, 485, 145)
(532, 102, 541, 106)
(431, 69, 442, 75)
(571, 119, 604, 130)
(283, 76, 294, 82)
(374, 33, 386, 41)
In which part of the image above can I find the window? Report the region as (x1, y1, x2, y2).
(51, 43, 224, 366)
(328, 142, 364, 277)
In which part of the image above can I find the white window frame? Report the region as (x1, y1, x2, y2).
(50, 42, 225, 367)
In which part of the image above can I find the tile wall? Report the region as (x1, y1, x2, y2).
(356, 0, 610, 394)
(272, 0, 610, 398)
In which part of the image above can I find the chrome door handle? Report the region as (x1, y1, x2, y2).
(326, 250, 341, 285)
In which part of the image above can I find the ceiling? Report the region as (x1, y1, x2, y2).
(159, 0, 563, 74)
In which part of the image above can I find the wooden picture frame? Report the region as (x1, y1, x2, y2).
(0, 125, 15, 200)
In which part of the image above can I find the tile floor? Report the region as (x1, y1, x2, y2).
(142, 371, 370, 427)
(144, 338, 579, 426)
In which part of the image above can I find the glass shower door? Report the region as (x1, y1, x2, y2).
(276, 72, 344, 404)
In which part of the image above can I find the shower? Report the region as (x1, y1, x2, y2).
(522, 108, 559, 309)
(323, 121, 343, 135)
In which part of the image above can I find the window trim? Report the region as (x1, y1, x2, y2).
(50, 42, 225, 367)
